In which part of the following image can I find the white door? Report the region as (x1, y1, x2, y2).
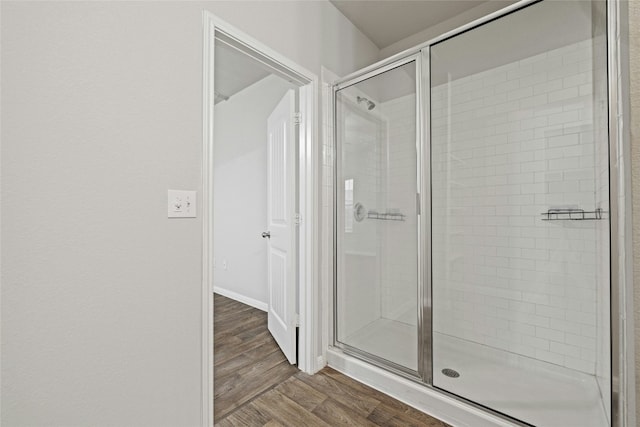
(265, 89, 297, 364)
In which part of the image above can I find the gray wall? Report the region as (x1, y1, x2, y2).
(0, 2, 378, 426)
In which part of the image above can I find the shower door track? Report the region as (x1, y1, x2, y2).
(339, 343, 422, 382)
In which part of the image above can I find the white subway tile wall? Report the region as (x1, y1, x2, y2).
(335, 92, 384, 339)
(334, 86, 419, 341)
(591, 18, 611, 420)
(431, 39, 606, 374)
(379, 94, 418, 324)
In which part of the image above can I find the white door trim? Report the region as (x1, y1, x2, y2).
(202, 11, 320, 427)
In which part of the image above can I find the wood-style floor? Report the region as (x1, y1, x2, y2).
(214, 294, 449, 426)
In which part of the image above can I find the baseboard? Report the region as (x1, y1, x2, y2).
(213, 286, 268, 312)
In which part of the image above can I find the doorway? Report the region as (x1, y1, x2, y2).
(212, 36, 300, 360)
(202, 13, 319, 427)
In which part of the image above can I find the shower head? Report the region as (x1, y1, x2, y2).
(357, 96, 376, 111)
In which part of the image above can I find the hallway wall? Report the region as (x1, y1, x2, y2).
(0, 2, 378, 426)
(213, 75, 293, 308)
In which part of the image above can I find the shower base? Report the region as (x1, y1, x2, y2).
(344, 320, 607, 427)
(434, 333, 607, 427)
(343, 318, 418, 371)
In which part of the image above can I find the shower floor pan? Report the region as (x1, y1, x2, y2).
(345, 321, 607, 427)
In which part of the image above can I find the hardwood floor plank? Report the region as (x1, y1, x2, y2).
(216, 311, 267, 338)
(317, 366, 452, 426)
(240, 339, 281, 361)
(215, 401, 272, 427)
(215, 321, 268, 348)
(403, 405, 451, 427)
(213, 294, 448, 427)
(214, 329, 275, 366)
(214, 337, 280, 379)
(215, 360, 298, 421)
(311, 397, 379, 426)
(214, 294, 297, 423)
(215, 350, 291, 397)
(214, 300, 254, 318)
(368, 401, 449, 427)
(320, 367, 404, 405)
(294, 370, 380, 417)
(213, 354, 253, 379)
(274, 376, 328, 412)
(252, 389, 330, 427)
(321, 367, 445, 423)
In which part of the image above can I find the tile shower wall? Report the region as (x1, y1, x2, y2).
(591, 8, 610, 418)
(431, 39, 603, 374)
(337, 95, 383, 339)
(334, 88, 418, 339)
(379, 94, 418, 324)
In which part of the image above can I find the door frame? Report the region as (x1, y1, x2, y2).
(202, 12, 320, 427)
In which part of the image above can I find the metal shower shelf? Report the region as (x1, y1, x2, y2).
(541, 208, 606, 221)
(367, 210, 406, 221)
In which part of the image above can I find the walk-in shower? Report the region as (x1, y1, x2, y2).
(333, 1, 618, 426)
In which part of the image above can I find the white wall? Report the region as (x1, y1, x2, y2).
(378, 1, 517, 59)
(213, 75, 293, 308)
(0, 1, 379, 426)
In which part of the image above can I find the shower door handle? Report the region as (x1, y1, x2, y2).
(261, 231, 271, 239)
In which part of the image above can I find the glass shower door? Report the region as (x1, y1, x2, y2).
(335, 60, 420, 374)
(430, 1, 610, 426)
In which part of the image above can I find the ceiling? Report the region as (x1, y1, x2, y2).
(215, 1, 559, 103)
(330, 0, 491, 49)
(214, 39, 271, 104)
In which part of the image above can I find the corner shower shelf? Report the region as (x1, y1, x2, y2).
(367, 210, 406, 221)
(541, 208, 606, 221)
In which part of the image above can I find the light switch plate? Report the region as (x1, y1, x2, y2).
(168, 190, 196, 218)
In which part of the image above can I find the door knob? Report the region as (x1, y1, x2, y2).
(262, 231, 271, 239)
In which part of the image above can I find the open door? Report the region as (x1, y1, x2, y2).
(264, 89, 297, 364)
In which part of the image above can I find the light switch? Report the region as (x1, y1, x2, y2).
(168, 190, 197, 218)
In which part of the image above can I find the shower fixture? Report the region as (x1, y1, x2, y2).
(357, 96, 376, 110)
